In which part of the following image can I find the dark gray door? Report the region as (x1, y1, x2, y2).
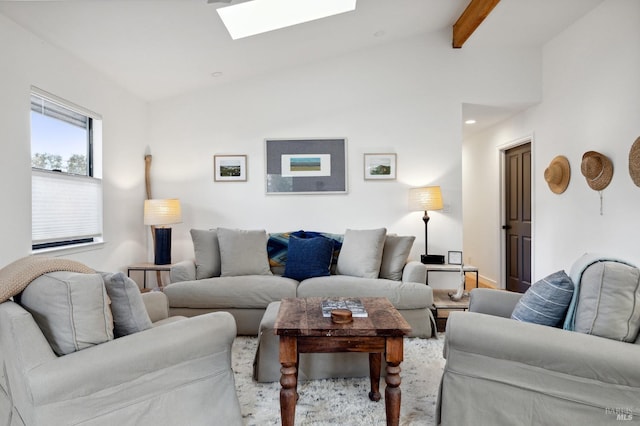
(504, 143, 532, 293)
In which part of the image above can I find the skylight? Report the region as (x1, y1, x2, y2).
(217, 0, 357, 40)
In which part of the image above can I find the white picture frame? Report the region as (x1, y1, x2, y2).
(448, 251, 463, 265)
(364, 153, 396, 180)
(214, 155, 247, 182)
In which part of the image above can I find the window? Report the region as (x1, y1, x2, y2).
(30, 88, 103, 251)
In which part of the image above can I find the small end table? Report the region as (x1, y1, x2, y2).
(425, 263, 479, 288)
(126, 262, 173, 290)
(431, 289, 470, 332)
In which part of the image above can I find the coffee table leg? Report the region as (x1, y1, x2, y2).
(385, 337, 404, 426)
(279, 336, 298, 426)
(368, 352, 382, 401)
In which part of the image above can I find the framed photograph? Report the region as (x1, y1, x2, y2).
(265, 138, 347, 194)
(364, 153, 396, 180)
(214, 155, 247, 182)
(448, 251, 463, 265)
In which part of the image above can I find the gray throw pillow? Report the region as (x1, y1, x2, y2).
(101, 272, 152, 337)
(19, 271, 114, 356)
(511, 270, 574, 327)
(191, 229, 221, 279)
(217, 228, 273, 277)
(574, 261, 640, 342)
(336, 228, 387, 279)
(379, 235, 415, 281)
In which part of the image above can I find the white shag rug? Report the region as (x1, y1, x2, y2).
(232, 335, 445, 426)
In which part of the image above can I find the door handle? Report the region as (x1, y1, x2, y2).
(502, 225, 511, 230)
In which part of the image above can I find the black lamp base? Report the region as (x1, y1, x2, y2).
(421, 254, 445, 264)
(154, 227, 172, 265)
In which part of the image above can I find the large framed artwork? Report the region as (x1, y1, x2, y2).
(265, 138, 347, 194)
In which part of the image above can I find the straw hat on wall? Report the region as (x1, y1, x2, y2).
(581, 151, 613, 191)
(544, 155, 570, 194)
(629, 136, 640, 187)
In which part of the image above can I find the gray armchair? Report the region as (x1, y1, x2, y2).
(437, 259, 640, 425)
(0, 291, 242, 426)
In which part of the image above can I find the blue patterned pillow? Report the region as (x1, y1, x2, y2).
(283, 235, 334, 281)
(511, 270, 574, 327)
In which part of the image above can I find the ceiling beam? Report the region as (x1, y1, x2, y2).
(452, 0, 501, 48)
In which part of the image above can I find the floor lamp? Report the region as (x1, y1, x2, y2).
(409, 186, 444, 264)
(144, 199, 182, 265)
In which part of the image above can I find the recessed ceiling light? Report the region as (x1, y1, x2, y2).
(465, 119, 476, 125)
(217, 0, 357, 40)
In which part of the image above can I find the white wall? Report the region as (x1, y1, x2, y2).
(463, 0, 640, 286)
(149, 33, 540, 288)
(0, 14, 149, 272)
(0, 13, 542, 287)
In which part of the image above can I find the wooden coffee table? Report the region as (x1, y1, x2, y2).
(274, 297, 412, 426)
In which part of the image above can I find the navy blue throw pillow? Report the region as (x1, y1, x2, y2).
(511, 270, 574, 327)
(283, 235, 334, 281)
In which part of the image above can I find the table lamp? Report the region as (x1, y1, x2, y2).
(409, 186, 444, 264)
(144, 198, 182, 265)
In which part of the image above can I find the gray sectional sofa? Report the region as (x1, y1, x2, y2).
(165, 227, 435, 338)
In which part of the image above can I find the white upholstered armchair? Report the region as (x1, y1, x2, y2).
(0, 267, 242, 426)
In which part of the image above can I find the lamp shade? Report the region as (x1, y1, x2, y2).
(409, 186, 443, 212)
(144, 199, 182, 226)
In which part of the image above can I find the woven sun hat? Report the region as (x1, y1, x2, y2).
(581, 150, 613, 191)
(628, 136, 640, 187)
(544, 155, 570, 194)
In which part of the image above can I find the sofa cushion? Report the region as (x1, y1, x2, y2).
(297, 275, 431, 310)
(574, 261, 640, 342)
(217, 228, 272, 277)
(191, 229, 221, 279)
(336, 228, 387, 278)
(379, 235, 415, 281)
(164, 275, 298, 309)
(510, 270, 574, 327)
(101, 272, 152, 337)
(18, 271, 114, 356)
(283, 235, 333, 281)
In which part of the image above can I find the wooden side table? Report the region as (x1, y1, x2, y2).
(126, 262, 173, 290)
(431, 289, 470, 332)
(274, 297, 411, 426)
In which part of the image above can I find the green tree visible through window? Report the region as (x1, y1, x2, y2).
(31, 94, 90, 176)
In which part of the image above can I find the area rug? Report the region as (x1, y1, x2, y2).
(232, 335, 445, 425)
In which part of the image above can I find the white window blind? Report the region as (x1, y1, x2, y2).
(32, 169, 103, 245)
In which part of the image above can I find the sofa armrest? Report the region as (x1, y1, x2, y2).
(141, 291, 170, 323)
(27, 311, 237, 405)
(402, 260, 426, 284)
(468, 288, 521, 317)
(170, 259, 196, 283)
(445, 311, 640, 387)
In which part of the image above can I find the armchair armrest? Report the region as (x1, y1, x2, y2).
(170, 259, 196, 283)
(28, 312, 237, 411)
(445, 311, 640, 388)
(141, 291, 169, 323)
(402, 260, 426, 284)
(468, 288, 521, 317)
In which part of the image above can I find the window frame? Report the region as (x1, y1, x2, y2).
(30, 87, 103, 252)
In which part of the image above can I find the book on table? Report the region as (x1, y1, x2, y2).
(321, 298, 368, 317)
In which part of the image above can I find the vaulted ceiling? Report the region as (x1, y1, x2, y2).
(0, 0, 603, 103)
